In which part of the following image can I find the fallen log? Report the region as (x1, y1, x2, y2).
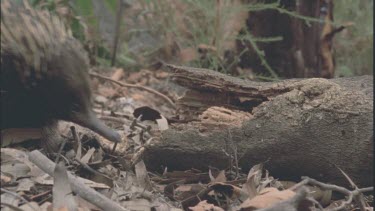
(145, 65, 373, 187)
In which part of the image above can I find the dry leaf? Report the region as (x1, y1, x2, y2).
(135, 160, 152, 191)
(155, 71, 169, 79)
(110, 68, 125, 81)
(156, 116, 169, 131)
(210, 170, 226, 183)
(1, 128, 42, 147)
(209, 182, 247, 199)
(179, 48, 198, 63)
(53, 162, 77, 211)
(240, 187, 295, 210)
(242, 163, 264, 199)
(121, 198, 152, 211)
(80, 148, 96, 164)
(189, 200, 224, 211)
(98, 86, 118, 98)
(19, 201, 41, 211)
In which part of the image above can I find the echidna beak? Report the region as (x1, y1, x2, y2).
(76, 111, 121, 143)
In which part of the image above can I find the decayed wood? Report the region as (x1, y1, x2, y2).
(145, 65, 373, 187)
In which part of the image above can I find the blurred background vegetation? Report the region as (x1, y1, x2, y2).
(334, 0, 373, 77)
(28, 0, 373, 78)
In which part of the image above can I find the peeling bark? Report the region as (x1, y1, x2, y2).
(145, 65, 373, 187)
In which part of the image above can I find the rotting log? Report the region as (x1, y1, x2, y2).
(144, 65, 373, 187)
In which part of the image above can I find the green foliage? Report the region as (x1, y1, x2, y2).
(334, 0, 373, 76)
(73, 0, 94, 21)
(134, 0, 283, 78)
(104, 0, 117, 12)
(25, 0, 371, 78)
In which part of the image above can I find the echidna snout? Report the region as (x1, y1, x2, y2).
(71, 110, 122, 143)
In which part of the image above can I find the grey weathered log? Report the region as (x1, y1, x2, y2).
(145, 65, 373, 187)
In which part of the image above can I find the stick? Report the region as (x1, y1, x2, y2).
(90, 72, 176, 108)
(28, 150, 128, 211)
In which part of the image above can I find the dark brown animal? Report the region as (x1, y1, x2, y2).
(1, 0, 121, 145)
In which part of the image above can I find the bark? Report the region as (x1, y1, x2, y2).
(239, 0, 336, 78)
(145, 65, 373, 187)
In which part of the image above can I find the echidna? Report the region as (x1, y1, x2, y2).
(1, 0, 121, 144)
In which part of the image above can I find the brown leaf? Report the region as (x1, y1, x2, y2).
(1, 173, 12, 184)
(155, 71, 169, 79)
(130, 93, 146, 101)
(176, 184, 206, 200)
(1, 128, 42, 147)
(240, 187, 295, 210)
(179, 48, 198, 63)
(110, 68, 125, 81)
(209, 182, 246, 199)
(210, 170, 226, 183)
(242, 163, 264, 199)
(189, 200, 224, 211)
(98, 86, 118, 98)
(198, 44, 217, 53)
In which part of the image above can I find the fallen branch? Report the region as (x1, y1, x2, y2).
(89, 72, 176, 108)
(28, 150, 128, 211)
(0, 188, 36, 211)
(290, 176, 373, 211)
(146, 67, 372, 188)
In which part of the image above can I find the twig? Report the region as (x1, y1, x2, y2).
(71, 126, 82, 160)
(70, 126, 79, 143)
(74, 158, 111, 181)
(90, 72, 176, 108)
(0, 188, 37, 211)
(306, 196, 324, 210)
(258, 186, 310, 211)
(244, 33, 279, 79)
(129, 117, 151, 132)
(54, 138, 67, 164)
(111, 0, 124, 66)
(111, 142, 118, 154)
(29, 190, 52, 201)
(1, 202, 24, 211)
(227, 129, 239, 178)
(28, 150, 128, 211)
(289, 176, 373, 211)
(92, 108, 133, 120)
(99, 115, 130, 124)
(336, 166, 368, 211)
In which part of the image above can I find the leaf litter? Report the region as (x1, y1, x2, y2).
(1, 67, 372, 211)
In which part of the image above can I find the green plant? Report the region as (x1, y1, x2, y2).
(134, 0, 342, 80)
(27, 0, 371, 79)
(334, 0, 373, 76)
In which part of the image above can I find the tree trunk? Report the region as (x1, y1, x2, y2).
(239, 0, 336, 78)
